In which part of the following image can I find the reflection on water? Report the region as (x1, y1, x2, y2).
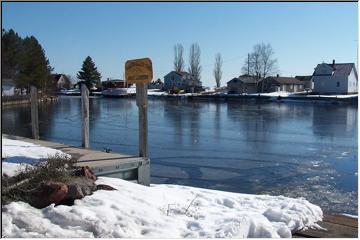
(2, 96, 358, 214)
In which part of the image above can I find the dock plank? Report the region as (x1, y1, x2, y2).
(293, 214, 358, 238)
(2, 134, 150, 185)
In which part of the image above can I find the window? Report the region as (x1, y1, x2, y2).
(171, 76, 174, 81)
(290, 85, 293, 90)
(337, 82, 340, 87)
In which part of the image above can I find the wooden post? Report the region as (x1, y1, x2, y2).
(136, 83, 148, 158)
(30, 86, 39, 140)
(81, 83, 90, 148)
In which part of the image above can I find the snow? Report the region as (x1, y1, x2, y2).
(340, 213, 358, 219)
(2, 176, 323, 238)
(2, 137, 70, 177)
(1, 137, 323, 238)
(147, 89, 168, 96)
(305, 94, 358, 99)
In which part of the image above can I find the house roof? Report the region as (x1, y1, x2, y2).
(314, 63, 358, 79)
(265, 77, 303, 85)
(227, 75, 258, 84)
(51, 74, 66, 81)
(164, 71, 191, 77)
(295, 75, 312, 82)
(238, 75, 258, 84)
(105, 79, 125, 82)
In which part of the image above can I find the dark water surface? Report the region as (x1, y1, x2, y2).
(2, 96, 358, 214)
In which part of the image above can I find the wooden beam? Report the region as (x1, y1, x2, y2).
(81, 83, 90, 148)
(30, 86, 39, 140)
(136, 83, 148, 158)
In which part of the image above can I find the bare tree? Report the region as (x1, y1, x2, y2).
(188, 43, 202, 86)
(173, 44, 185, 72)
(241, 43, 278, 91)
(213, 53, 223, 88)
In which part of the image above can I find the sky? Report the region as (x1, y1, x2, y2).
(2, 2, 358, 87)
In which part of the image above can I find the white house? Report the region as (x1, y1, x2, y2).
(312, 60, 358, 94)
(164, 71, 202, 93)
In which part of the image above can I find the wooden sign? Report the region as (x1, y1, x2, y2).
(125, 58, 153, 84)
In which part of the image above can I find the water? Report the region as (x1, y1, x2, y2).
(2, 96, 358, 214)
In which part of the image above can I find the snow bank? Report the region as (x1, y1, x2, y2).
(2, 177, 323, 238)
(2, 138, 70, 177)
(1, 137, 322, 238)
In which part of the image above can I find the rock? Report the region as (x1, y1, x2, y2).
(66, 184, 84, 200)
(26, 181, 68, 208)
(60, 181, 96, 206)
(96, 184, 117, 191)
(73, 166, 97, 182)
(83, 166, 97, 181)
(47, 181, 68, 203)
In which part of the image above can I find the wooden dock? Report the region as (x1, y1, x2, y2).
(3, 135, 150, 186)
(293, 214, 358, 238)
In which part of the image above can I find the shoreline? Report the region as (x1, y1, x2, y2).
(56, 92, 358, 104)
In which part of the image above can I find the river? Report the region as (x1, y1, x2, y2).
(2, 96, 358, 215)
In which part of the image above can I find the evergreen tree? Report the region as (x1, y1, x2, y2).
(2, 29, 23, 79)
(77, 56, 102, 89)
(17, 36, 53, 92)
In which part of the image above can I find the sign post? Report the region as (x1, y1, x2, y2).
(125, 58, 153, 158)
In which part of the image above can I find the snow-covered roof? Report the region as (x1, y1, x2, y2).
(264, 76, 303, 85)
(313, 63, 358, 79)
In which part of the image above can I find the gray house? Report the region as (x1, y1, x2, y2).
(295, 75, 313, 91)
(227, 75, 258, 94)
(312, 60, 358, 94)
(260, 76, 305, 93)
(164, 71, 202, 93)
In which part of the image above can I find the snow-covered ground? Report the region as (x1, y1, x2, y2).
(2, 136, 323, 238)
(2, 138, 70, 177)
(147, 89, 168, 96)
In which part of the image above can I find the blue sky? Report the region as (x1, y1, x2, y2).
(2, 2, 358, 87)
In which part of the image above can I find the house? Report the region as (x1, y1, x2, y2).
(51, 74, 72, 90)
(164, 71, 202, 93)
(260, 76, 305, 93)
(148, 79, 164, 90)
(102, 79, 131, 89)
(227, 75, 259, 94)
(295, 75, 313, 91)
(312, 60, 358, 94)
(1, 78, 15, 96)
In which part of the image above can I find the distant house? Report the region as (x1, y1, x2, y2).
(295, 75, 313, 91)
(164, 71, 202, 93)
(52, 74, 71, 90)
(260, 76, 305, 93)
(312, 60, 358, 94)
(102, 79, 131, 89)
(1, 78, 15, 96)
(148, 79, 164, 90)
(227, 75, 258, 94)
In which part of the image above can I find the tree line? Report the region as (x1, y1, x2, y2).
(2, 28, 103, 94)
(2, 29, 53, 94)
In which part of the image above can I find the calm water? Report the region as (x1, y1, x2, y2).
(2, 96, 358, 214)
